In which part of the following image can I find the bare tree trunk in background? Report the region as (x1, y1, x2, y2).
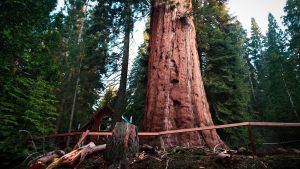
(144, 0, 225, 148)
(56, 98, 65, 133)
(280, 63, 299, 121)
(248, 73, 257, 103)
(113, 3, 132, 125)
(66, 0, 89, 148)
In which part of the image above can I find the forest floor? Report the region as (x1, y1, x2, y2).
(77, 146, 300, 169)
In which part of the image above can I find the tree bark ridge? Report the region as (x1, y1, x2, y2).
(144, 0, 225, 148)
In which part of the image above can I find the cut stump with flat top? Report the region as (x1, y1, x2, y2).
(104, 122, 139, 168)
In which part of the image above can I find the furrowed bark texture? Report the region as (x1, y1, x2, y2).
(144, 0, 224, 148)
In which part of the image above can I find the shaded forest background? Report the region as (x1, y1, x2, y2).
(0, 0, 299, 167)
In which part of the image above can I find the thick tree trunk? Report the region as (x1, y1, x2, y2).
(144, 0, 224, 148)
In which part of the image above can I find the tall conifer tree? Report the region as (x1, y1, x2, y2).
(193, 0, 251, 145)
(0, 0, 61, 166)
(284, 0, 300, 76)
(246, 18, 268, 116)
(264, 14, 299, 122)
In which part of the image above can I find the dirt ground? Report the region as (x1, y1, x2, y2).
(78, 146, 300, 169)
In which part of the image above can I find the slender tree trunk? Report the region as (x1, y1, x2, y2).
(56, 98, 65, 133)
(114, 3, 132, 124)
(66, 0, 89, 148)
(248, 73, 256, 103)
(280, 63, 299, 121)
(66, 71, 81, 147)
(244, 56, 257, 104)
(144, 0, 224, 148)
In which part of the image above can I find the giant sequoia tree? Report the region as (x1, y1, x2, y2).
(144, 0, 224, 148)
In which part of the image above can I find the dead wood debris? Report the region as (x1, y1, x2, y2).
(28, 150, 65, 169)
(28, 142, 106, 169)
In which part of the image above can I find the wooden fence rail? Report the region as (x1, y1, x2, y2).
(35, 122, 300, 139)
(32, 122, 300, 154)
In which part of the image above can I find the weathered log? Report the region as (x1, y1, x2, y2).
(73, 143, 106, 168)
(46, 142, 106, 169)
(104, 122, 139, 169)
(28, 150, 65, 169)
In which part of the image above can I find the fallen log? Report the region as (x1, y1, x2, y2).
(104, 122, 139, 169)
(45, 142, 106, 169)
(73, 143, 106, 168)
(28, 150, 65, 169)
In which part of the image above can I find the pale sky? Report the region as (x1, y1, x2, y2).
(227, 0, 287, 34)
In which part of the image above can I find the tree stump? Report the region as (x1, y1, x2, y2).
(104, 122, 139, 169)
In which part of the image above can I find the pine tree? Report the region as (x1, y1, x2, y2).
(193, 0, 251, 145)
(101, 0, 150, 125)
(284, 0, 300, 77)
(126, 28, 149, 129)
(283, 0, 300, 121)
(113, 1, 133, 124)
(0, 0, 61, 166)
(264, 14, 299, 122)
(55, 0, 89, 134)
(55, 0, 112, 134)
(255, 13, 300, 141)
(245, 18, 267, 116)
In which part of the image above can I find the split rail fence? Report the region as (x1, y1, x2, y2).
(34, 122, 300, 154)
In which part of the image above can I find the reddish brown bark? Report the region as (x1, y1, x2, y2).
(144, 0, 224, 148)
